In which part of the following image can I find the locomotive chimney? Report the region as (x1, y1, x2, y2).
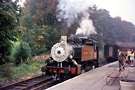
(61, 36, 67, 43)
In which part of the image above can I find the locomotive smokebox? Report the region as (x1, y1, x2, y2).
(51, 36, 73, 62)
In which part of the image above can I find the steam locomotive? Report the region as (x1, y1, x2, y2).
(41, 36, 99, 79)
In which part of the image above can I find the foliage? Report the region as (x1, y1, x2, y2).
(12, 61, 43, 79)
(10, 40, 32, 65)
(0, 0, 21, 30)
(18, 0, 61, 56)
(23, 25, 61, 55)
(0, 61, 44, 80)
(88, 6, 135, 44)
(0, 63, 13, 79)
(44, 26, 61, 51)
(0, 0, 21, 64)
(24, 0, 58, 26)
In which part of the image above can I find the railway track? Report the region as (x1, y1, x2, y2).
(0, 75, 57, 90)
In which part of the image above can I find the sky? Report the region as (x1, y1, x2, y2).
(19, 0, 135, 24)
(93, 0, 135, 24)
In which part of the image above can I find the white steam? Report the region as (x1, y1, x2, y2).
(76, 12, 97, 35)
(57, 0, 97, 35)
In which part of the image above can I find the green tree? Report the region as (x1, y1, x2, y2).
(44, 26, 61, 51)
(89, 7, 135, 44)
(0, 0, 21, 64)
(10, 39, 32, 65)
(20, 0, 61, 55)
(24, 0, 58, 26)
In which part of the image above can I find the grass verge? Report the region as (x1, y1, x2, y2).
(0, 61, 45, 82)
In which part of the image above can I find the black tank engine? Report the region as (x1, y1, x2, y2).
(41, 36, 98, 79)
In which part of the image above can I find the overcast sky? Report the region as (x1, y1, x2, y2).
(93, 0, 135, 24)
(19, 0, 135, 24)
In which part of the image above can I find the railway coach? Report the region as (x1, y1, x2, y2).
(104, 44, 119, 63)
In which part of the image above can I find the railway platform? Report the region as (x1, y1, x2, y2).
(46, 61, 135, 90)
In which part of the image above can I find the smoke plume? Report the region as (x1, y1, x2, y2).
(76, 12, 97, 35)
(57, 0, 97, 35)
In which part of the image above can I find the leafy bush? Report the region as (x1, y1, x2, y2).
(0, 0, 21, 64)
(10, 40, 32, 65)
(12, 61, 44, 79)
(0, 61, 44, 80)
(34, 47, 48, 55)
